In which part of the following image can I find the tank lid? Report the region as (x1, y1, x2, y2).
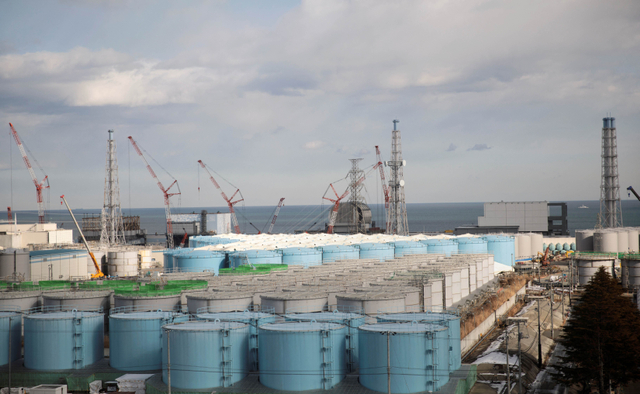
(42, 291, 112, 299)
(335, 292, 405, 300)
(110, 311, 178, 320)
(26, 311, 102, 319)
(377, 312, 459, 322)
(187, 291, 253, 300)
(284, 312, 363, 321)
(164, 321, 246, 331)
(0, 311, 21, 317)
(360, 322, 447, 333)
(197, 311, 273, 320)
(260, 292, 327, 300)
(260, 321, 344, 332)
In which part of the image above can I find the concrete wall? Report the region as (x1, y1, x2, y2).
(478, 202, 548, 232)
(461, 285, 526, 355)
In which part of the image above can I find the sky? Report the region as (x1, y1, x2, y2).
(1, 0, 639, 212)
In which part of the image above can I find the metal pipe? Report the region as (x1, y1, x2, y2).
(8, 316, 12, 393)
(506, 325, 510, 393)
(517, 322, 523, 394)
(550, 290, 554, 339)
(167, 330, 171, 394)
(387, 331, 391, 394)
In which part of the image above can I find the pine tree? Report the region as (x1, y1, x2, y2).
(554, 267, 640, 393)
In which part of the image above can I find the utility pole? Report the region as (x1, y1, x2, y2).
(386, 331, 391, 394)
(508, 317, 528, 394)
(529, 296, 545, 369)
(505, 324, 511, 393)
(167, 330, 171, 394)
(550, 290, 554, 339)
(8, 315, 12, 394)
(386, 120, 408, 235)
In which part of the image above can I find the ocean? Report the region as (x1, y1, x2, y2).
(6, 200, 640, 244)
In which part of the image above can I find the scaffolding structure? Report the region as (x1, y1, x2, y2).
(100, 130, 126, 245)
(599, 117, 623, 228)
(347, 158, 365, 233)
(386, 120, 409, 235)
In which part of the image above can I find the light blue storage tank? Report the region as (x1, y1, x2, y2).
(259, 322, 347, 391)
(163, 249, 179, 271)
(24, 311, 104, 370)
(547, 243, 556, 251)
(320, 245, 359, 263)
(483, 235, 516, 266)
(284, 311, 365, 372)
(229, 250, 283, 268)
(555, 243, 562, 251)
(173, 250, 226, 274)
(359, 322, 450, 393)
(0, 311, 21, 366)
(419, 239, 458, 257)
(570, 242, 576, 251)
(377, 312, 462, 372)
(456, 237, 488, 254)
(109, 311, 188, 371)
(280, 247, 322, 268)
(358, 243, 395, 261)
(197, 311, 276, 371)
(389, 241, 428, 258)
(563, 243, 570, 252)
(162, 321, 250, 389)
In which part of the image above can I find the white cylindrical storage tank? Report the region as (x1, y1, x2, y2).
(187, 291, 253, 314)
(0, 311, 21, 366)
(576, 230, 595, 252)
(621, 256, 640, 290)
(0, 291, 41, 311)
(162, 321, 250, 389)
(576, 255, 615, 285)
(530, 233, 544, 255)
(0, 249, 30, 281)
(359, 322, 450, 393)
(260, 292, 328, 314)
(336, 292, 406, 315)
(109, 310, 188, 371)
(594, 230, 619, 253)
(616, 229, 629, 253)
(114, 294, 182, 312)
(24, 310, 104, 370)
(259, 322, 347, 391)
(108, 251, 138, 276)
(628, 228, 640, 252)
(284, 311, 365, 372)
(516, 234, 531, 258)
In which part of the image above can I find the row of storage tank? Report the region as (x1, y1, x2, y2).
(170, 234, 522, 273)
(0, 308, 461, 394)
(575, 228, 640, 253)
(574, 254, 640, 288)
(0, 248, 157, 281)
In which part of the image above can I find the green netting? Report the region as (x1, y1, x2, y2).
(219, 264, 288, 276)
(78, 279, 137, 290)
(454, 364, 477, 394)
(9, 280, 72, 291)
(113, 280, 207, 297)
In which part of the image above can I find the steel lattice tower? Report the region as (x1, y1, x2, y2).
(347, 158, 365, 233)
(599, 117, 623, 228)
(100, 130, 126, 245)
(386, 120, 409, 235)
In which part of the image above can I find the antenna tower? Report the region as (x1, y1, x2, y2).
(100, 130, 126, 245)
(386, 120, 408, 235)
(599, 116, 623, 228)
(347, 158, 365, 233)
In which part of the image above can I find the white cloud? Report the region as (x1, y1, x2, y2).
(304, 140, 326, 150)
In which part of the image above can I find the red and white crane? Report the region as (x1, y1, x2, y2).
(9, 123, 49, 224)
(197, 160, 243, 234)
(128, 136, 181, 248)
(323, 174, 370, 234)
(267, 198, 285, 234)
(375, 145, 391, 232)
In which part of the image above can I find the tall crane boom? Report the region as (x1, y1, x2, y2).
(267, 198, 285, 234)
(375, 145, 390, 209)
(9, 123, 49, 224)
(629, 186, 640, 202)
(197, 160, 243, 234)
(60, 195, 104, 278)
(128, 136, 180, 248)
(323, 175, 367, 234)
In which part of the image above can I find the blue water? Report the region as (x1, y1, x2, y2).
(6, 200, 640, 244)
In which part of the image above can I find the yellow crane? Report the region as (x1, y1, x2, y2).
(60, 195, 105, 279)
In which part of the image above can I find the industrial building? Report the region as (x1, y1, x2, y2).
(0, 223, 73, 249)
(455, 201, 568, 235)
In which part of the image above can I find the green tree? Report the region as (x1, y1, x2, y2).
(554, 266, 640, 393)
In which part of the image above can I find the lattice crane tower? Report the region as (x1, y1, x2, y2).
(101, 130, 126, 245)
(599, 117, 623, 228)
(347, 158, 365, 233)
(386, 120, 409, 235)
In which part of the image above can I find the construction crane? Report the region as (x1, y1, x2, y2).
(128, 136, 181, 248)
(60, 195, 104, 279)
(375, 145, 391, 233)
(197, 160, 243, 234)
(9, 123, 49, 224)
(267, 198, 285, 234)
(7, 207, 11, 221)
(179, 229, 189, 248)
(628, 186, 640, 202)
